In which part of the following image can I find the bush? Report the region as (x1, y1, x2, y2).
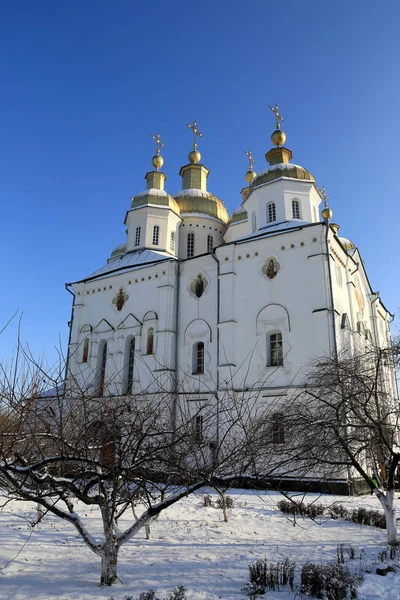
(134, 587, 187, 600)
(216, 495, 234, 509)
(242, 557, 295, 597)
(277, 499, 325, 519)
(351, 507, 385, 529)
(300, 562, 362, 599)
(203, 494, 212, 507)
(328, 504, 349, 520)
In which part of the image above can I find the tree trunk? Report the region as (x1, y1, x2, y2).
(145, 522, 151, 539)
(100, 537, 118, 586)
(376, 489, 398, 545)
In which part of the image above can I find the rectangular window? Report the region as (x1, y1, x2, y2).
(207, 235, 214, 253)
(267, 202, 276, 223)
(170, 231, 175, 252)
(269, 332, 283, 367)
(193, 342, 204, 374)
(187, 232, 194, 258)
(193, 414, 203, 444)
(272, 413, 285, 444)
(152, 225, 159, 245)
(135, 227, 141, 247)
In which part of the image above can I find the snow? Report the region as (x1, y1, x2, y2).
(73, 249, 177, 283)
(174, 189, 217, 199)
(134, 189, 169, 198)
(0, 489, 398, 600)
(256, 163, 308, 177)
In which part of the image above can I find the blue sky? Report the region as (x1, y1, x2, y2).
(1, 1, 399, 366)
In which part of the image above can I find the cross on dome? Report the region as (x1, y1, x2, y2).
(269, 103, 284, 129)
(150, 132, 166, 155)
(187, 120, 203, 150)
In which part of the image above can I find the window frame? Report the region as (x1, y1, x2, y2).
(97, 341, 107, 396)
(152, 224, 160, 246)
(271, 412, 285, 444)
(146, 327, 154, 355)
(267, 202, 276, 224)
(192, 341, 205, 374)
(292, 199, 301, 219)
(82, 338, 89, 363)
(267, 331, 283, 367)
(135, 226, 141, 247)
(170, 230, 175, 252)
(252, 212, 257, 232)
(126, 337, 135, 394)
(193, 414, 203, 444)
(207, 234, 214, 253)
(187, 232, 195, 258)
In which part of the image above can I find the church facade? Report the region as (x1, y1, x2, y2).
(65, 115, 395, 490)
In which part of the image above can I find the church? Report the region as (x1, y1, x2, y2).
(65, 107, 394, 486)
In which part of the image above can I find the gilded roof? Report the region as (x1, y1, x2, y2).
(228, 206, 248, 224)
(250, 163, 316, 191)
(174, 189, 229, 224)
(130, 188, 180, 215)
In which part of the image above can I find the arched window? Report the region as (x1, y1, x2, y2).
(292, 199, 301, 219)
(82, 338, 89, 363)
(267, 202, 276, 223)
(192, 342, 204, 374)
(135, 226, 141, 247)
(207, 235, 214, 253)
(252, 212, 257, 232)
(126, 337, 135, 394)
(97, 341, 107, 396)
(146, 327, 154, 355)
(152, 225, 159, 245)
(187, 232, 195, 258)
(267, 332, 283, 367)
(170, 231, 175, 252)
(271, 412, 285, 444)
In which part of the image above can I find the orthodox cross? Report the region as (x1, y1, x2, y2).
(187, 120, 203, 149)
(244, 148, 256, 170)
(150, 132, 166, 155)
(320, 185, 329, 207)
(269, 103, 284, 129)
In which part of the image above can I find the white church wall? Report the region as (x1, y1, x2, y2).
(223, 219, 248, 243)
(68, 258, 178, 395)
(177, 254, 218, 393)
(216, 223, 332, 391)
(125, 206, 181, 255)
(178, 215, 225, 259)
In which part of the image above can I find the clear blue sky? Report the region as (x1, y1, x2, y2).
(1, 1, 399, 366)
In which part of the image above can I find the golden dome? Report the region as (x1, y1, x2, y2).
(339, 237, 355, 251)
(188, 149, 201, 164)
(271, 129, 286, 147)
(174, 189, 228, 224)
(152, 154, 164, 170)
(130, 189, 180, 215)
(250, 163, 316, 191)
(228, 206, 248, 225)
(321, 207, 333, 221)
(245, 169, 256, 183)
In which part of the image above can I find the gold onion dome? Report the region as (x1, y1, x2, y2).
(174, 189, 228, 224)
(321, 206, 333, 221)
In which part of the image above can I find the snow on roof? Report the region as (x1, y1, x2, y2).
(71, 249, 176, 284)
(232, 206, 247, 215)
(134, 188, 169, 198)
(256, 163, 307, 177)
(235, 219, 315, 243)
(174, 188, 217, 199)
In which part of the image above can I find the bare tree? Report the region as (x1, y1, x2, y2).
(0, 348, 279, 586)
(283, 344, 400, 544)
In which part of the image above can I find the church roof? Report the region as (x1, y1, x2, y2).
(249, 163, 316, 191)
(130, 188, 180, 215)
(235, 219, 316, 243)
(70, 249, 176, 284)
(174, 188, 229, 224)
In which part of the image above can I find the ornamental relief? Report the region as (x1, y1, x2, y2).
(262, 257, 280, 280)
(189, 273, 209, 298)
(112, 287, 129, 311)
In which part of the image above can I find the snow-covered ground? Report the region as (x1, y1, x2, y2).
(0, 489, 399, 600)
